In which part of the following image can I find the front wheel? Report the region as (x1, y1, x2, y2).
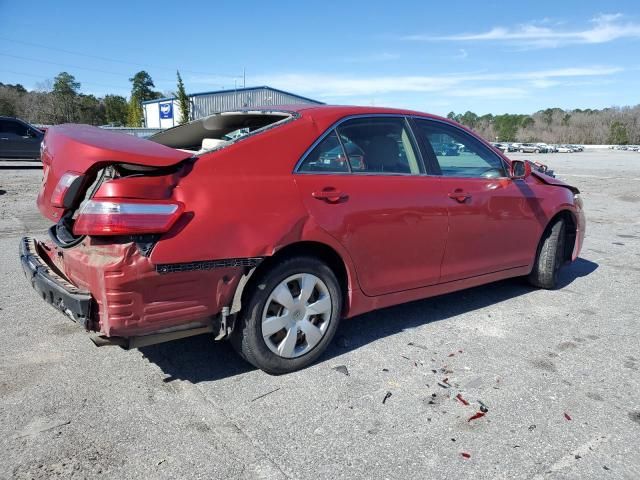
(528, 219, 566, 289)
(231, 256, 342, 374)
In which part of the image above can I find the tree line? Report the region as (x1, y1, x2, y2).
(446, 106, 640, 145)
(0, 70, 190, 127)
(1, 70, 638, 144)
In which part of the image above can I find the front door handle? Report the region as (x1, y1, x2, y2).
(448, 190, 471, 203)
(312, 189, 348, 203)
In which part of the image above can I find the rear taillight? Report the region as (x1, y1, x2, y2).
(51, 172, 82, 207)
(73, 200, 184, 236)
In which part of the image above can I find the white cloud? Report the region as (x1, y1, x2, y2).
(248, 66, 622, 98)
(340, 52, 401, 63)
(404, 13, 640, 48)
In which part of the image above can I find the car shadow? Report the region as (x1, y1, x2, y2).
(139, 257, 598, 383)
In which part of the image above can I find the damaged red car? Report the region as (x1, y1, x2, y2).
(20, 105, 585, 374)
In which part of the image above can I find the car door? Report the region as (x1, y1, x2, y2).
(411, 118, 543, 282)
(295, 116, 449, 296)
(0, 119, 41, 159)
(0, 119, 19, 158)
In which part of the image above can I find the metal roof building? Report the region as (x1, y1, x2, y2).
(142, 86, 323, 129)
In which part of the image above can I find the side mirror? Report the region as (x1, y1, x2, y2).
(511, 160, 531, 179)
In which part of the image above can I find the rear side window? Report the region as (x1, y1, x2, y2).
(298, 131, 350, 173)
(413, 119, 506, 178)
(337, 117, 422, 174)
(0, 119, 28, 136)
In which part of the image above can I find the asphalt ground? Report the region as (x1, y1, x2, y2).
(1, 150, 639, 479)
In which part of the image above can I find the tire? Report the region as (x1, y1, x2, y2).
(534, 149, 540, 154)
(528, 218, 566, 289)
(231, 256, 342, 375)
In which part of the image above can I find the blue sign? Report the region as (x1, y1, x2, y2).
(159, 102, 173, 119)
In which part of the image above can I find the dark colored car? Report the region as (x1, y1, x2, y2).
(0, 117, 44, 160)
(20, 105, 585, 374)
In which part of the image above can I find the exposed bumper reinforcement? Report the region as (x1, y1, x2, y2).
(19, 236, 93, 328)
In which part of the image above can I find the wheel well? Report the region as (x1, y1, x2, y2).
(241, 241, 350, 314)
(545, 210, 577, 262)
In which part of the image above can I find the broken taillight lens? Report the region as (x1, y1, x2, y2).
(50, 172, 82, 207)
(73, 200, 184, 236)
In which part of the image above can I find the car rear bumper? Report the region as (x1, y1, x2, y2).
(20, 236, 246, 338)
(19, 237, 93, 328)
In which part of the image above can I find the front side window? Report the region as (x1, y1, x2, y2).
(413, 119, 506, 178)
(336, 117, 423, 174)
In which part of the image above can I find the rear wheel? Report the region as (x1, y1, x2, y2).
(231, 256, 342, 374)
(528, 218, 566, 289)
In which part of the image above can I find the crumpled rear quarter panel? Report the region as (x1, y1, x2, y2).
(41, 238, 240, 337)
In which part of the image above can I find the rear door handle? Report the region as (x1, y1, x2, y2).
(312, 189, 348, 203)
(448, 190, 471, 203)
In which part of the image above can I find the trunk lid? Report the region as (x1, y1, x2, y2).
(38, 124, 190, 221)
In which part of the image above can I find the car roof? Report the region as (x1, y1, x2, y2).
(280, 104, 448, 121)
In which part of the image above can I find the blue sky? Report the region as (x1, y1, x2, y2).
(1, 0, 639, 115)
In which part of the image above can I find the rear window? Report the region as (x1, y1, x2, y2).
(149, 111, 295, 154)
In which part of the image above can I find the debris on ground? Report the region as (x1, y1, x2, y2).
(456, 394, 470, 406)
(382, 368, 389, 372)
(478, 400, 489, 413)
(382, 391, 392, 404)
(528, 425, 537, 431)
(332, 365, 349, 376)
(468, 412, 486, 422)
(461, 452, 471, 459)
(407, 341, 429, 350)
(564, 412, 572, 421)
(250, 387, 281, 402)
(437, 382, 450, 389)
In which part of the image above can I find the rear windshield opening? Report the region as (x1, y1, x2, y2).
(148, 111, 294, 155)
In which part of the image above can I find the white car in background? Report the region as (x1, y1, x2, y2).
(556, 145, 573, 153)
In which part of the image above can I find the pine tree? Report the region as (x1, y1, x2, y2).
(176, 70, 190, 125)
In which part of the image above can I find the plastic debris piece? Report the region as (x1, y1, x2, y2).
(603, 466, 610, 471)
(478, 400, 489, 413)
(528, 424, 536, 431)
(437, 382, 450, 389)
(456, 394, 470, 406)
(564, 412, 572, 421)
(448, 353, 455, 357)
(382, 368, 389, 372)
(333, 365, 349, 376)
(382, 391, 392, 404)
(251, 387, 281, 402)
(468, 411, 486, 422)
(458, 349, 463, 353)
(401, 355, 411, 360)
(461, 452, 471, 459)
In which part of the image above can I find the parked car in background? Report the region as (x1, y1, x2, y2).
(536, 143, 553, 153)
(519, 143, 542, 153)
(0, 116, 44, 160)
(570, 145, 584, 152)
(556, 145, 574, 153)
(20, 105, 585, 374)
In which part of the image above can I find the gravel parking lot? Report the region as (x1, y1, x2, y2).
(1, 151, 639, 479)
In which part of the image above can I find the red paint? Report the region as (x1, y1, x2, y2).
(468, 412, 486, 422)
(31, 105, 586, 341)
(456, 394, 470, 406)
(461, 452, 471, 459)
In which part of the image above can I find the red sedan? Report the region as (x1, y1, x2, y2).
(20, 105, 585, 374)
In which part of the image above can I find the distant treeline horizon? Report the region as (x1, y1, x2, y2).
(1, 72, 639, 145)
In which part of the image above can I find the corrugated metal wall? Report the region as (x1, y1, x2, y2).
(190, 88, 318, 119)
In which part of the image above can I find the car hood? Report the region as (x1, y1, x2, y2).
(532, 171, 579, 194)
